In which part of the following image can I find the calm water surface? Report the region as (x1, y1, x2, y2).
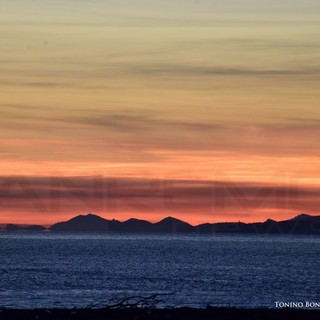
(0, 232, 319, 308)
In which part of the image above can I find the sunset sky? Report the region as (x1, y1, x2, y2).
(1, 0, 320, 225)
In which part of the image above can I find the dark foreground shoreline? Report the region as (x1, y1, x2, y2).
(1, 307, 320, 320)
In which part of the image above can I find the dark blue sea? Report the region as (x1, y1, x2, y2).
(0, 232, 319, 309)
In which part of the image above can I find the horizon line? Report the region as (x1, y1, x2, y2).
(1, 212, 317, 228)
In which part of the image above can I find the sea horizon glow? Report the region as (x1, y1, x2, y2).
(1, 1, 320, 225)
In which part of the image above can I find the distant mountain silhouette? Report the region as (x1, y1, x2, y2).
(290, 213, 318, 221)
(6, 224, 47, 232)
(50, 214, 119, 232)
(118, 218, 153, 233)
(47, 213, 320, 235)
(3, 213, 320, 234)
(196, 214, 320, 235)
(153, 216, 193, 233)
(49, 214, 193, 233)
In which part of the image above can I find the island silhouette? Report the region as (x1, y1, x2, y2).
(3, 213, 320, 234)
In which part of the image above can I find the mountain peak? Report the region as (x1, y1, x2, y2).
(50, 213, 112, 232)
(159, 216, 184, 223)
(154, 216, 193, 233)
(125, 218, 143, 222)
(72, 213, 106, 221)
(82, 213, 100, 218)
(291, 213, 313, 221)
